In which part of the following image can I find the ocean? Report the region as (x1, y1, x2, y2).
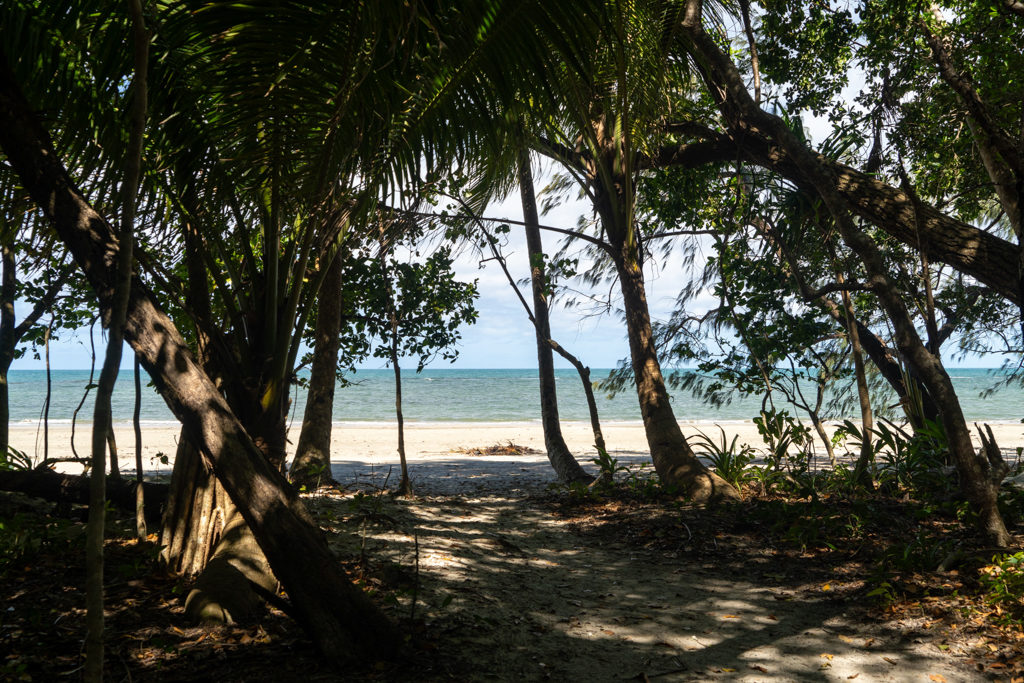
(5, 367, 1023, 427)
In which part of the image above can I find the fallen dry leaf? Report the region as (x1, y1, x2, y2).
(929, 675, 947, 682)
(749, 665, 768, 673)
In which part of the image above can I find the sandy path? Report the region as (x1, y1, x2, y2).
(9, 419, 1013, 679)
(317, 463, 983, 682)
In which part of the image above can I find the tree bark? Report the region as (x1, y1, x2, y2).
(768, 222, 938, 426)
(184, 505, 276, 624)
(133, 355, 146, 538)
(842, 288, 876, 486)
(0, 51, 398, 661)
(720, 128, 1023, 305)
(87, 5, 148, 673)
(106, 426, 120, 479)
(380, 254, 413, 496)
(614, 253, 739, 502)
(0, 242, 15, 458)
(548, 340, 607, 454)
(391, 334, 412, 496)
(0, 363, 9, 459)
(160, 433, 230, 576)
(518, 152, 593, 483)
(290, 251, 343, 490)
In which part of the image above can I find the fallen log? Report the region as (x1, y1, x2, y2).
(0, 468, 167, 524)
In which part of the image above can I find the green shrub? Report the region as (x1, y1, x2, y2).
(979, 552, 1024, 627)
(691, 425, 756, 490)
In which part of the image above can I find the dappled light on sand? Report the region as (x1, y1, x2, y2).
(307, 457, 992, 681)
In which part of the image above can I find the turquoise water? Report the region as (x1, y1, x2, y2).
(5, 367, 1022, 426)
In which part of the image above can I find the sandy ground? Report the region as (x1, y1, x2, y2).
(323, 489, 986, 682)
(10, 419, 1024, 483)
(9, 419, 1020, 681)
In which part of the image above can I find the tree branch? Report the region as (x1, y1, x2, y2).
(1003, 0, 1024, 17)
(644, 138, 739, 170)
(402, 208, 613, 253)
(12, 267, 70, 341)
(920, 12, 1022, 173)
(806, 281, 872, 300)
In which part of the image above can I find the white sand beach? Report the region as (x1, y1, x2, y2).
(9, 419, 1023, 487)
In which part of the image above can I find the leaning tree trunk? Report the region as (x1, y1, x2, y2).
(549, 339, 607, 454)
(0, 52, 398, 661)
(519, 152, 592, 483)
(613, 253, 739, 502)
(290, 251, 343, 490)
(676, 10, 1010, 544)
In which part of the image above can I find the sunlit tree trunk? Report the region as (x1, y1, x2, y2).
(613, 250, 738, 501)
(519, 152, 592, 483)
(291, 252, 343, 490)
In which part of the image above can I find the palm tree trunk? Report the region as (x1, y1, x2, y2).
(290, 252, 343, 489)
(614, 254, 739, 502)
(518, 153, 592, 483)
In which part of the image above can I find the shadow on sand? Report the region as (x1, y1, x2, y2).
(315, 455, 977, 681)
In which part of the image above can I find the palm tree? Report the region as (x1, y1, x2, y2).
(0, 0, 622, 658)
(521, 0, 740, 501)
